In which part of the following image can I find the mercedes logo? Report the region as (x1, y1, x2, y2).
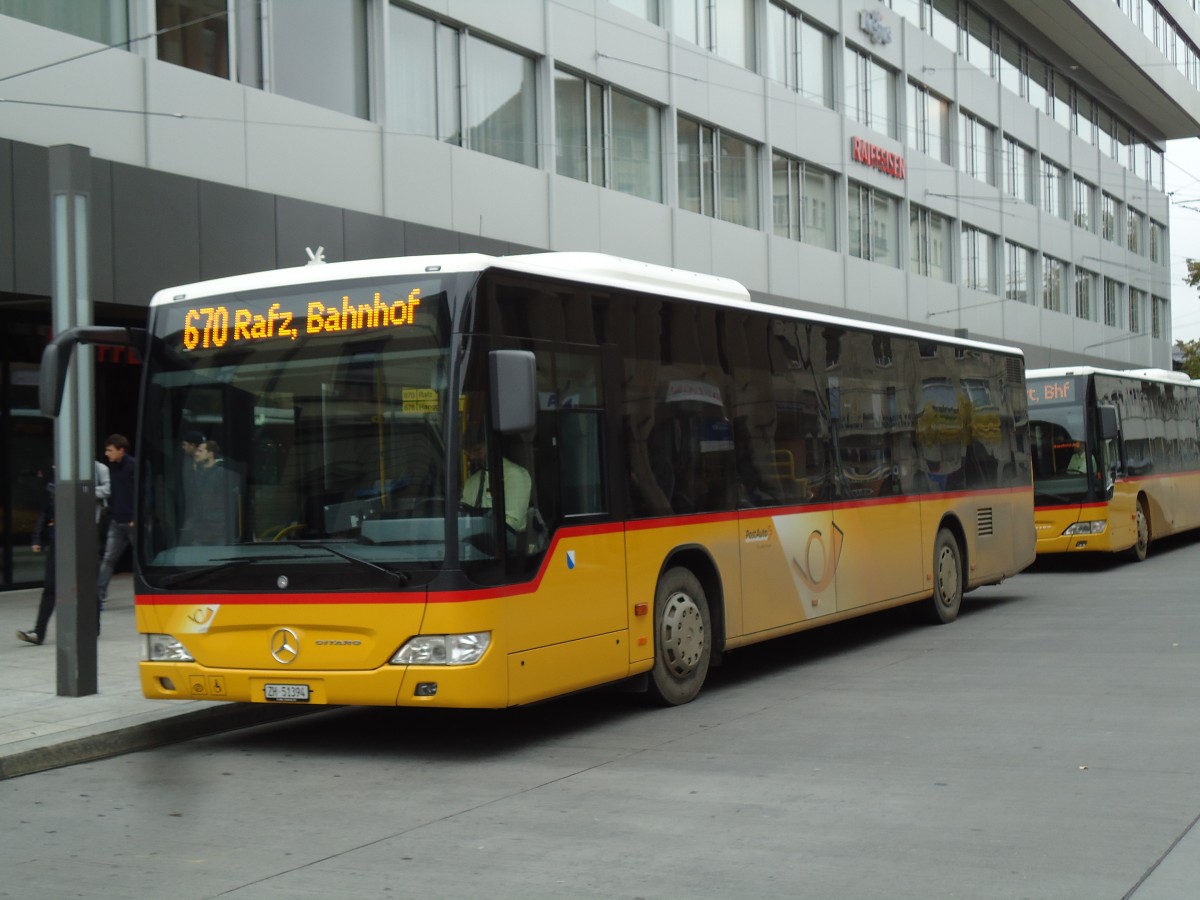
(270, 628, 300, 664)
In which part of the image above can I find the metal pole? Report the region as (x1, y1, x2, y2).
(48, 144, 98, 697)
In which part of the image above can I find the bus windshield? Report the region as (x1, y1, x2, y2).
(1027, 375, 1099, 503)
(137, 276, 456, 589)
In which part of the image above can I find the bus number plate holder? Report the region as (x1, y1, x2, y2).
(264, 683, 310, 702)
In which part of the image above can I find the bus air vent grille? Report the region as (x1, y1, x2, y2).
(977, 507, 994, 536)
(1007, 358, 1024, 384)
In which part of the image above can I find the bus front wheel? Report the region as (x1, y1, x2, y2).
(924, 529, 963, 625)
(1132, 500, 1150, 562)
(647, 567, 712, 706)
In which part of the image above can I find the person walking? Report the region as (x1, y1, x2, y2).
(16, 480, 55, 645)
(96, 434, 135, 626)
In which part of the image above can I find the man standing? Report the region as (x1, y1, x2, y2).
(97, 434, 135, 627)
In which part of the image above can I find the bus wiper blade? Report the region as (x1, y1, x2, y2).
(297, 542, 410, 586)
(160, 554, 298, 588)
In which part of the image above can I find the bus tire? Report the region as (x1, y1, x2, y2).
(924, 528, 963, 625)
(647, 567, 712, 706)
(1131, 499, 1150, 562)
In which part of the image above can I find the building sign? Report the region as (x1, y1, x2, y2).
(851, 137, 906, 179)
(859, 9, 893, 45)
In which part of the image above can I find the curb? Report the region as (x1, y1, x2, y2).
(0, 703, 325, 781)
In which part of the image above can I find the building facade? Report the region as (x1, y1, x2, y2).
(0, 0, 1197, 586)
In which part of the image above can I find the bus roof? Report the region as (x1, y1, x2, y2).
(148, 251, 1022, 358)
(1028, 366, 1194, 388)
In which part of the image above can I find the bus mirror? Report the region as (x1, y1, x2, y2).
(1098, 405, 1118, 441)
(39, 326, 146, 418)
(489, 349, 536, 434)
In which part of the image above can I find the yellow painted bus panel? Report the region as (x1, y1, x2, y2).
(738, 508, 838, 632)
(507, 631, 631, 706)
(136, 601, 424, 671)
(625, 518, 742, 653)
(830, 501, 924, 611)
(502, 530, 628, 652)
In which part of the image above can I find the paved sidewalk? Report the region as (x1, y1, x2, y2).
(0, 573, 306, 780)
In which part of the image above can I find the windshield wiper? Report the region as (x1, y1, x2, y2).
(160, 548, 409, 588)
(297, 542, 410, 586)
(159, 554, 299, 588)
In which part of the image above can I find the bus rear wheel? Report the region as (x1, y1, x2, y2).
(924, 528, 963, 625)
(1131, 500, 1150, 562)
(647, 567, 711, 706)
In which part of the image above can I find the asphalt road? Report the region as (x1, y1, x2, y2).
(3, 535, 1199, 899)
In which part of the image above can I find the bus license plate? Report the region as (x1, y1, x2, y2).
(264, 683, 310, 702)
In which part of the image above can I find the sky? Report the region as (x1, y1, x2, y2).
(1167, 138, 1200, 344)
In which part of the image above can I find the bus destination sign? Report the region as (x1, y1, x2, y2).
(181, 288, 424, 351)
(1027, 378, 1076, 406)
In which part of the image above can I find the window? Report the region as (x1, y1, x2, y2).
(1101, 193, 1120, 244)
(3, 0, 127, 43)
(1027, 52, 1049, 114)
(1074, 268, 1096, 320)
(845, 45, 897, 138)
(1005, 241, 1033, 303)
(1074, 90, 1095, 144)
(556, 71, 662, 201)
(1072, 177, 1095, 232)
(609, 0, 659, 23)
(1127, 207, 1145, 255)
(1150, 220, 1166, 264)
(612, 90, 664, 202)
(1002, 136, 1034, 203)
(849, 181, 900, 267)
(156, 0, 230, 79)
(1043, 255, 1067, 312)
(767, 3, 834, 108)
(1152, 296, 1167, 339)
(678, 117, 759, 228)
(390, 7, 538, 167)
(959, 110, 995, 185)
(1050, 70, 1072, 131)
(927, 0, 959, 52)
(1104, 277, 1121, 327)
(390, 5, 460, 144)
(1129, 288, 1144, 333)
(963, 3, 994, 76)
(275, 0, 369, 118)
(772, 154, 836, 250)
(1042, 158, 1066, 220)
(961, 225, 996, 293)
(998, 32, 1023, 97)
(908, 82, 951, 164)
(670, 0, 754, 69)
(910, 205, 952, 282)
(1097, 106, 1115, 159)
(465, 35, 538, 166)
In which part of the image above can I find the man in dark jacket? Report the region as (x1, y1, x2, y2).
(96, 434, 135, 621)
(16, 480, 55, 645)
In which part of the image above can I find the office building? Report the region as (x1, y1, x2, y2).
(0, 0, 1195, 584)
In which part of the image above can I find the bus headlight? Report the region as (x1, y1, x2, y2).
(1063, 520, 1107, 535)
(142, 634, 195, 662)
(391, 632, 491, 666)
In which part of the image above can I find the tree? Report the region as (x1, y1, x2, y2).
(1183, 261, 1200, 377)
(1177, 339, 1200, 378)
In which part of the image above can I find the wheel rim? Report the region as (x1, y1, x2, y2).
(660, 590, 705, 677)
(935, 545, 960, 608)
(1136, 507, 1149, 554)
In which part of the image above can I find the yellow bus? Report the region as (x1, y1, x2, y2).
(1027, 366, 1200, 560)
(42, 253, 1034, 707)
